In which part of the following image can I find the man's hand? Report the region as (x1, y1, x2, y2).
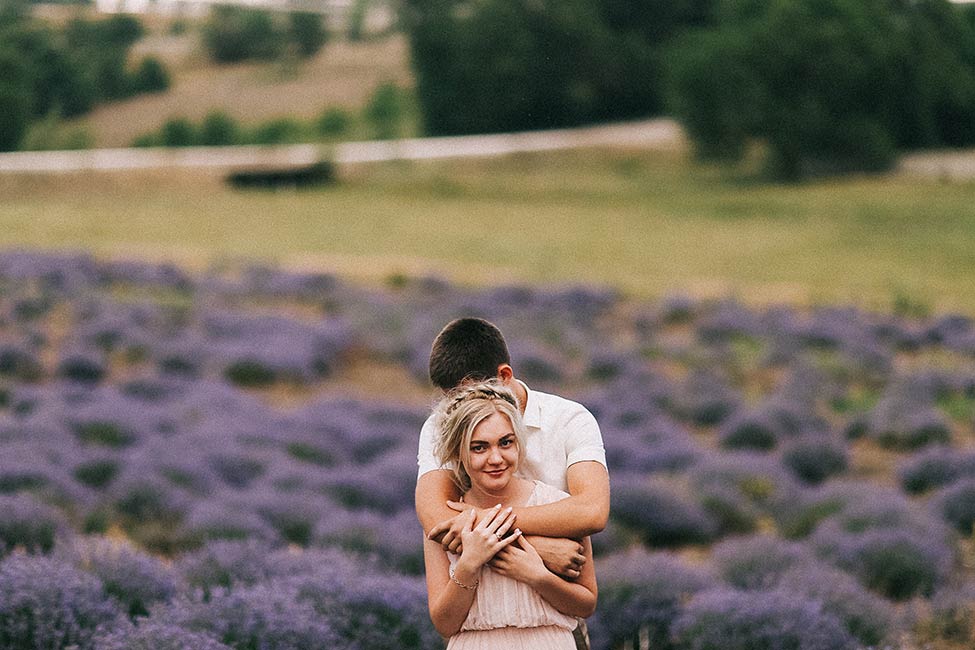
(508, 535, 585, 580)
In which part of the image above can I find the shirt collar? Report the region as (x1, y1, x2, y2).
(518, 380, 541, 429)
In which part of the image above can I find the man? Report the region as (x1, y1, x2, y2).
(415, 317, 610, 649)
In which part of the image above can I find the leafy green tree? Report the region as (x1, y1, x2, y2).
(405, 0, 677, 135)
(203, 6, 286, 63)
(669, 0, 975, 179)
(131, 56, 170, 94)
(288, 11, 327, 58)
(0, 48, 32, 151)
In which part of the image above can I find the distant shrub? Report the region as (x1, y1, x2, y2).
(0, 554, 122, 650)
(364, 82, 405, 140)
(199, 111, 240, 146)
(672, 587, 857, 650)
(610, 475, 717, 547)
(251, 117, 304, 144)
(160, 118, 197, 147)
(782, 438, 848, 485)
(316, 107, 351, 137)
(589, 550, 715, 650)
(936, 479, 975, 535)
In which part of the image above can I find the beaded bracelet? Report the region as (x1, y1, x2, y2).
(449, 565, 479, 591)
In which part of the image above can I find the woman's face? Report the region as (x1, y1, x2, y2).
(465, 410, 519, 493)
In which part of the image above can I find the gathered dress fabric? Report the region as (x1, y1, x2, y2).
(446, 481, 578, 650)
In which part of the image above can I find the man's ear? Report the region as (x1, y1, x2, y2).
(497, 364, 514, 383)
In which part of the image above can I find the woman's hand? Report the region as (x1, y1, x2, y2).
(488, 534, 549, 587)
(453, 505, 520, 577)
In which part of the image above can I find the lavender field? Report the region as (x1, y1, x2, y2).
(0, 250, 973, 650)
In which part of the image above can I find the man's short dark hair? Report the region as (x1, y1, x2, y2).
(429, 318, 510, 391)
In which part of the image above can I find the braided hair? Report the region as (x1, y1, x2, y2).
(433, 380, 526, 492)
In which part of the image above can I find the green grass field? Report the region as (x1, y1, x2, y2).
(1, 148, 973, 316)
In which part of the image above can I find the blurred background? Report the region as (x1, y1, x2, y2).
(0, 1, 974, 649)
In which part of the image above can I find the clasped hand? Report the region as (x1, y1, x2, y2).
(428, 501, 586, 579)
(452, 505, 520, 573)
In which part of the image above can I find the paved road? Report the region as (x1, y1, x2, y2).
(0, 119, 683, 174)
(2, 119, 972, 178)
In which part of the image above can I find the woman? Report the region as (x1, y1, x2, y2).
(423, 381, 597, 649)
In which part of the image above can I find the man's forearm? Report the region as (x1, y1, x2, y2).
(416, 470, 462, 535)
(510, 495, 606, 538)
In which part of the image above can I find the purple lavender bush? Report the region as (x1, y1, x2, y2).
(0, 554, 123, 649)
(812, 522, 954, 600)
(778, 563, 899, 646)
(155, 581, 345, 650)
(781, 437, 848, 485)
(63, 537, 179, 618)
(935, 478, 975, 535)
(610, 473, 718, 547)
(899, 446, 975, 494)
(0, 494, 64, 557)
(672, 587, 857, 650)
(588, 549, 715, 650)
(93, 619, 232, 650)
(709, 534, 816, 591)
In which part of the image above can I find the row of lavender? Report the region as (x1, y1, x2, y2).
(0, 250, 973, 650)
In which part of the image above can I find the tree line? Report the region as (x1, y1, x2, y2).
(0, 2, 169, 151)
(404, 0, 975, 179)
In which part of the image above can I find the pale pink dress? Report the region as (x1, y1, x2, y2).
(446, 481, 579, 650)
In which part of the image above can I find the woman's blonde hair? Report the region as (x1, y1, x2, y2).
(433, 380, 527, 492)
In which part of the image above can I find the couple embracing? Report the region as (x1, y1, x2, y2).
(415, 318, 610, 649)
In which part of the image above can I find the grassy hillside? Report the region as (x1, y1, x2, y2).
(1, 148, 973, 316)
(69, 21, 413, 147)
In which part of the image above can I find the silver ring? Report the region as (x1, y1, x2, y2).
(495, 532, 503, 540)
